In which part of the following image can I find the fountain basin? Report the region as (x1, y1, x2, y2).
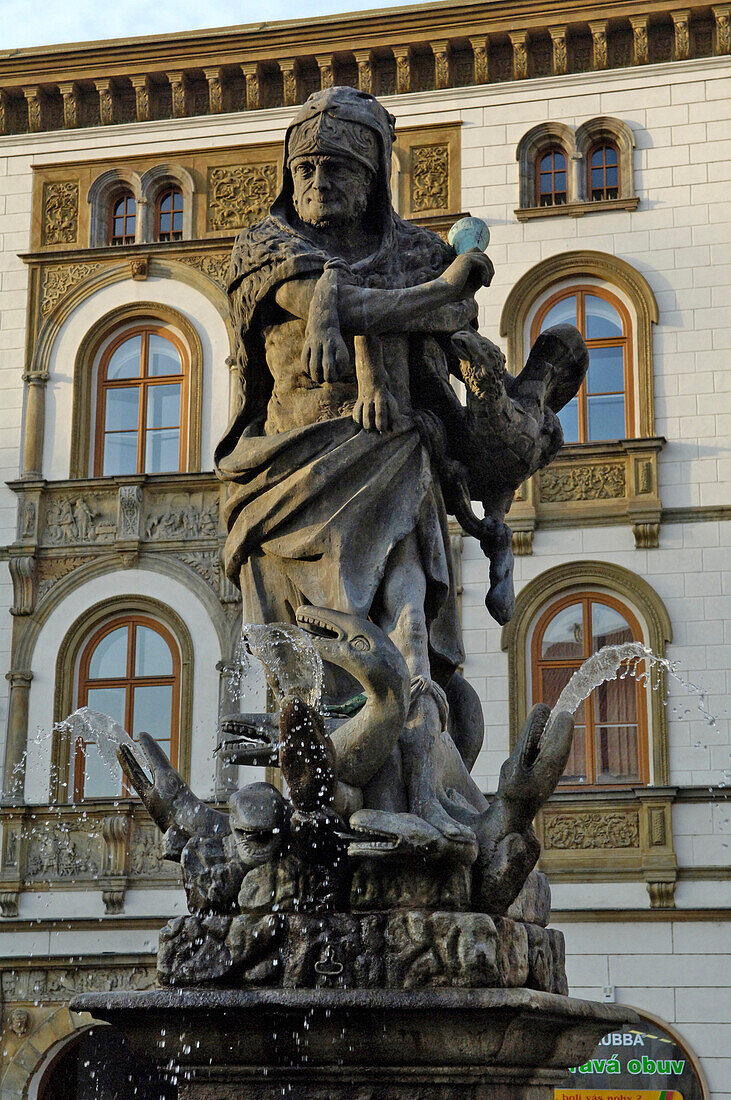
(72, 986, 637, 1099)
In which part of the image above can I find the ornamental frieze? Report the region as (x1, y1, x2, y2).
(144, 493, 219, 540)
(1, 964, 156, 1003)
(129, 825, 178, 878)
(543, 811, 640, 850)
(41, 262, 101, 316)
(540, 462, 626, 503)
(177, 252, 230, 289)
(207, 164, 278, 231)
(25, 824, 102, 880)
(42, 181, 79, 245)
(410, 144, 449, 212)
(36, 556, 93, 602)
(43, 494, 116, 545)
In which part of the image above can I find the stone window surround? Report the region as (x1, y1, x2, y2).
(515, 116, 638, 220)
(51, 594, 195, 803)
(87, 163, 196, 247)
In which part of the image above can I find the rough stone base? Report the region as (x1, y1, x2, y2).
(157, 909, 568, 993)
(71, 987, 637, 1100)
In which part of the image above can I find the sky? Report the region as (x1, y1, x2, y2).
(3, 0, 423, 51)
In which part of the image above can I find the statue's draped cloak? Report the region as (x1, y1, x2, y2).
(215, 92, 464, 675)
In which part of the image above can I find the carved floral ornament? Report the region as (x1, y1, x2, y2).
(207, 163, 278, 231)
(543, 811, 640, 850)
(1, 965, 156, 1002)
(42, 181, 79, 245)
(539, 462, 626, 502)
(410, 144, 450, 213)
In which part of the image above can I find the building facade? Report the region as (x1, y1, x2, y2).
(0, 0, 729, 1095)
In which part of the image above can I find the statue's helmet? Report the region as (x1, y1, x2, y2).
(272, 86, 397, 234)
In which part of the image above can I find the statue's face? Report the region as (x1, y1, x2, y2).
(290, 154, 374, 230)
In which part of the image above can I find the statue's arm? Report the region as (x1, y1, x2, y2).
(274, 252, 493, 335)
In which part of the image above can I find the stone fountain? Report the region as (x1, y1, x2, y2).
(72, 87, 635, 1097)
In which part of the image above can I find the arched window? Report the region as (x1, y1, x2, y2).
(537, 148, 567, 206)
(531, 593, 649, 787)
(156, 186, 184, 242)
(94, 324, 188, 476)
(532, 285, 632, 442)
(589, 143, 620, 201)
(109, 191, 136, 245)
(72, 615, 180, 800)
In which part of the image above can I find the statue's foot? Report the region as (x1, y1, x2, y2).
(416, 795, 476, 847)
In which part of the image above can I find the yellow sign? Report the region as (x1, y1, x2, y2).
(555, 1092, 683, 1100)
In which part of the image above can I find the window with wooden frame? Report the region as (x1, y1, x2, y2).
(531, 593, 649, 788)
(589, 143, 620, 201)
(109, 191, 137, 245)
(532, 285, 633, 443)
(156, 186, 184, 242)
(72, 615, 180, 800)
(536, 147, 568, 207)
(95, 324, 188, 476)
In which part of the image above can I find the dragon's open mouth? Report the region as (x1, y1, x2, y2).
(296, 610, 342, 640)
(521, 705, 549, 770)
(345, 819, 401, 854)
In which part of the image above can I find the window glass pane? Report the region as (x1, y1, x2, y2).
(88, 628, 128, 680)
(606, 165, 619, 187)
(80, 741, 123, 798)
(104, 387, 139, 431)
(595, 724, 640, 782)
(147, 335, 181, 378)
(584, 294, 623, 339)
(540, 666, 586, 711)
(103, 431, 138, 475)
(553, 172, 566, 190)
(132, 684, 173, 741)
(591, 603, 633, 649)
(558, 396, 579, 443)
(541, 603, 584, 659)
(172, 209, 183, 231)
(160, 193, 172, 214)
(85, 684, 127, 726)
(107, 336, 142, 380)
(561, 721, 588, 783)
(540, 294, 577, 329)
(593, 674, 637, 725)
(147, 383, 181, 427)
(587, 346, 624, 395)
(587, 393, 625, 440)
(145, 428, 180, 473)
(135, 626, 173, 677)
(540, 153, 555, 172)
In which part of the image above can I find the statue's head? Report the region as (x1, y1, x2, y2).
(274, 86, 397, 236)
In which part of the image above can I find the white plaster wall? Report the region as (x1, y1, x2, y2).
(42, 275, 230, 479)
(24, 567, 222, 803)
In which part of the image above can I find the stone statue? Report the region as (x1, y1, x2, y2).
(118, 87, 590, 990)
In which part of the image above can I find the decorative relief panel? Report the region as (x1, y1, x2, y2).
(144, 492, 219, 540)
(1, 965, 156, 1002)
(25, 824, 102, 879)
(410, 144, 449, 213)
(207, 164, 278, 231)
(42, 181, 79, 245)
(178, 252, 230, 289)
(540, 463, 626, 502)
(43, 494, 116, 545)
(177, 550, 222, 591)
(36, 556, 93, 602)
(544, 811, 640, 850)
(129, 825, 178, 878)
(41, 262, 101, 316)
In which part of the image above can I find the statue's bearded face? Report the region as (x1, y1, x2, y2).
(290, 154, 374, 230)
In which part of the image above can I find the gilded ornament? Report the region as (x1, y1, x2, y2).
(540, 462, 626, 502)
(550, 30, 568, 75)
(590, 23, 608, 69)
(544, 811, 640, 850)
(207, 164, 278, 231)
(42, 181, 79, 245)
(631, 17, 649, 63)
(673, 14, 690, 60)
(715, 7, 731, 53)
(410, 144, 449, 213)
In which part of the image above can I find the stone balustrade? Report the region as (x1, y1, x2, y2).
(0, 1, 728, 136)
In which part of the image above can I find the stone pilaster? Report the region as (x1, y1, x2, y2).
(316, 54, 334, 89)
(469, 37, 489, 84)
(509, 30, 528, 79)
(3, 671, 33, 804)
(630, 15, 649, 64)
(714, 4, 731, 53)
(242, 63, 260, 110)
(22, 87, 43, 133)
(432, 40, 449, 89)
(354, 49, 372, 93)
(130, 75, 151, 122)
(95, 78, 114, 124)
(589, 20, 608, 69)
(57, 81, 79, 128)
(280, 60, 298, 107)
(672, 9, 691, 60)
(204, 67, 223, 113)
(22, 370, 47, 478)
(392, 46, 411, 94)
(549, 26, 568, 75)
(168, 71, 188, 118)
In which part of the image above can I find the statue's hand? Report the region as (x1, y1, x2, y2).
(441, 252, 494, 300)
(301, 323, 350, 384)
(353, 384, 400, 433)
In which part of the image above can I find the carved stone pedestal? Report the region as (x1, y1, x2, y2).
(73, 987, 636, 1100)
